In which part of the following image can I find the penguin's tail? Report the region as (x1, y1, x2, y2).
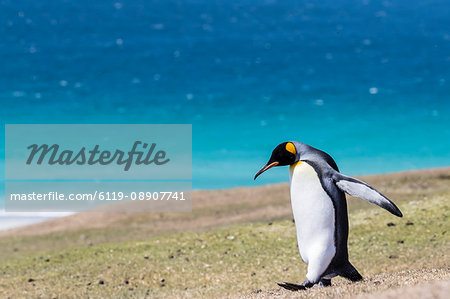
(337, 262, 363, 282)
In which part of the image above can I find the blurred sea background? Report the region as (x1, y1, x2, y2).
(0, 0, 449, 228)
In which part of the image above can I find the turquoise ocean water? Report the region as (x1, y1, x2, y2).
(0, 0, 449, 199)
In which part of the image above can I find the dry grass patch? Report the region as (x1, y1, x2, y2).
(0, 191, 448, 298)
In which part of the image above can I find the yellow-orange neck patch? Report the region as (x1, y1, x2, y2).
(285, 142, 296, 155)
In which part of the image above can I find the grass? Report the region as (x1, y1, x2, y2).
(0, 191, 448, 298)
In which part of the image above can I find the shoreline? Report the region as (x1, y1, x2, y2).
(0, 211, 74, 231)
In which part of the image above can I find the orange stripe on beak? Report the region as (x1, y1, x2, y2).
(254, 161, 279, 180)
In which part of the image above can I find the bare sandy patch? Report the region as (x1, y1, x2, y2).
(241, 268, 450, 299)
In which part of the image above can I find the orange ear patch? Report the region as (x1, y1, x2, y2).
(285, 142, 296, 155)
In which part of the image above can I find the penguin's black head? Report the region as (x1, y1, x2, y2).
(254, 142, 297, 180)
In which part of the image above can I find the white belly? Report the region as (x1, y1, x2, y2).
(289, 161, 336, 271)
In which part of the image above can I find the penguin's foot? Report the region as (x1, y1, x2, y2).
(319, 278, 332, 287)
(277, 282, 306, 291)
(277, 279, 314, 291)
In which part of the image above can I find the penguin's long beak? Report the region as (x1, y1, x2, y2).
(254, 161, 279, 180)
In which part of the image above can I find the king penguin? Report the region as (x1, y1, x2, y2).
(254, 141, 403, 290)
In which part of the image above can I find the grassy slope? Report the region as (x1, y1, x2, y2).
(0, 168, 449, 297)
(1, 168, 449, 256)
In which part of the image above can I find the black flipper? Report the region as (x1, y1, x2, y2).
(337, 262, 363, 282)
